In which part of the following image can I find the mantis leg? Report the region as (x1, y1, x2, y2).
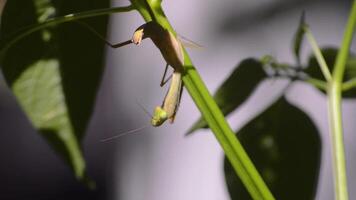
(169, 80, 183, 123)
(111, 40, 133, 48)
(160, 63, 172, 87)
(75, 20, 133, 48)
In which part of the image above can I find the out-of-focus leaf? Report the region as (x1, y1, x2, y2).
(0, 0, 109, 184)
(305, 48, 335, 80)
(293, 12, 306, 64)
(305, 47, 356, 97)
(225, 97, 321, 200)
(187, 58, 267, 134)
(346, 57, 356, 79)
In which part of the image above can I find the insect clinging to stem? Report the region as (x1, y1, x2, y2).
(77, 20, 199, 139)
(129, 21, 186, 126)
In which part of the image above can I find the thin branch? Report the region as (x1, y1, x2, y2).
(306, 77, 328, 91)
(342, 77, 356, 91)
(0, 5, 135, 60)
(304, 26, 332, 82)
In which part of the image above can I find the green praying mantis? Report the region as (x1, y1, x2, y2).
(80, 21, 186, 128)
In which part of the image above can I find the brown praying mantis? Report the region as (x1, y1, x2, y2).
(79, 21, 186, 127)
(131, 22, 185, 126)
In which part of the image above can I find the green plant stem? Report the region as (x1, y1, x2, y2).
(327, 1, 356, 200)
(0, 4, 134, 60)
(304, 27, 332, 81)
(342, 77, 356, 91)
(327, 83, 347, 200)
(132, 1, 275, 199)
(305, 77, 328, 91)
(304, 3, 356, 199)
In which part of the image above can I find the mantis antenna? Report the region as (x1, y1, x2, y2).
(100, 125, 149, 142)
(101, 70, 183, 142)
(100, 99, 153, 142)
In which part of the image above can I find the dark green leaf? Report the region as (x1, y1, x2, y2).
(224, 97, 321, 200)
(346, 57, 356, 78)
(0, 0, 109, 184)
(305, 48, 335, 80)
(305, 47, 356, 97)
(187, 58, 267, 134)
(293, 11, 306, 64)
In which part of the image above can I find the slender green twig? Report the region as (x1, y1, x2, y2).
(0, 4, 134, 60)
(327, 1, 356, 200)
(305, 77, 328, 91)
(342, 77, 356, 91)
(132, 1, 275, 199)
(304, 26, 332, 81)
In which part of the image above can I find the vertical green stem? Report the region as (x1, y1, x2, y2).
(328, 82, 348, 200)
(328, 1, 356, 200)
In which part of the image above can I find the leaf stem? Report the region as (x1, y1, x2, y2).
(327, 1, 356, 200)
(342, 77, 356, 91)
(0, 5, 134, 60)
(132, 1, 275, 199)
(304, 26, 332, 81)
(305, 77, 328, 91)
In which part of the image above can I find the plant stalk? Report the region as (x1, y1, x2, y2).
(0, 5, 134, 59)
(327, 1, 356, 199)
(304, 27, 332, 82)
(342, 77, 356, 91)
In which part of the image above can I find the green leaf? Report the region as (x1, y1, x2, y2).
(293, 12, 306, 64)
(0, 0, 109, 184)
(346, 57, 356, 78)
(187, 58, 267, 134)
(225, 97, 321, 200)
(305, 47, 356, 97)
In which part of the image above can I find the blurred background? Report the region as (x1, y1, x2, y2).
(0, 0, 355, 199)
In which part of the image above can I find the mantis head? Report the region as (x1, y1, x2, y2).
(131, 28, 144, 45)
(151, 106, 168, 127)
